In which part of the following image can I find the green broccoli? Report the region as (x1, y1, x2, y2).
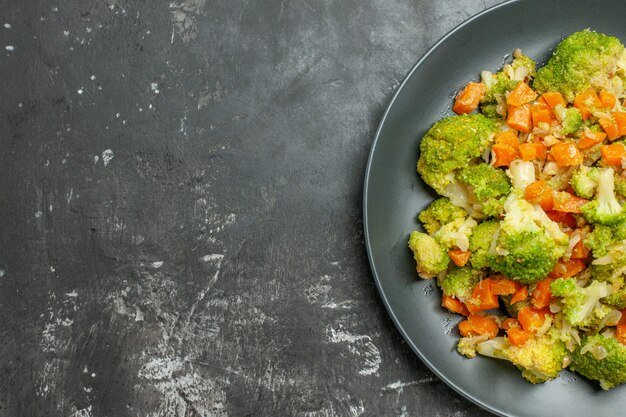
(437, 266, 480, 302)
(554, 105, 583, 135)
(408, 231, 449, 279)
(500, 294, 531, 318)
(476, 331, 568, 384)
(457, 335, 490, 358)
(534, 30, 626, 102)
(587, 241, 626, 285)
(550, 278, 612, 327)
(417, 114, 497, 196)
(570, 165, 601, 199)
(582, 168, 626, 225)
(509, 52, 536, 81)
(488, 193, 568, 284)
(584, 224, 614, 258)
(571, 333, 626, 390)
(418, 197, 467, 235)
(468, 220, 500, 270)
(602, 288, 626, 309)
(434, 217, 478, 252)
(458, 163, 511, 218)
(615, 175, 626, 199)
(480, 71, 518, 118)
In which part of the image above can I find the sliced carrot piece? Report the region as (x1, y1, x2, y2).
(613, 111, 626, 136)
(491, 144, 518, 167)
(599, 117, 620, 141)
(467, 314, 499, 338)
(501, 318, 520, 331)
(458, 319, 472, 337)
(550, 142, 583, 166)
(552, 191, 589, 213)
(617, 324, 626, 345)
(507, 327, 533, 346)
(619, 309, 626, 325)
(507, 104, 532, 132)
(541, 92, 566, 109)
(442, 295, 470, 316)
(531, 277, 556, 309)
(600, 91, 617, 109)
(453, 82, 485, 114)
(448, 249, 471, 267)
(510, 285, 529, 304)
(578, 129, 607, 150)
(524, 180, 554, 211)
(571, 236, 590, 259)
(574, 88, 602, 120)
(466, 279, 500, 313)
(518, 143, 537, 161)
(533, 142, 548, 160)
(518, 306, 552, 333)
(507, 82, 538, 107)
(549, 259, 586, 279)
(545, 210, 577, 228)
(494, 130, 520, 149)
(490, 278, 520, 296)
(601, 143, 626, 166)
(531, 102, 554, 127)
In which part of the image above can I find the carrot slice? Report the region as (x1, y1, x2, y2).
(466, 279, 500, 313)
(468, 314, 499, 338)
(577, 129, 607, 150)
(491, 144, 518, 167)
(545, 210, 577, 228)
(531, 277, 556, 309)
(617, 324, 626, 345)
(550, 259, 586, 279)
(442, 295, 470, 316)
(518, 143, 537, 161)
(532, 142, 548, 160)
(458, 319, 472, 337)
(541, 92, 566, 109)
(600, 91, 617, 109)
(510, 285, 529, 304)
(550, 142, 583, 166)
(619, 309, 626, 325)
(531, 102, 553, 127)
(599, 117, 620, 141)
(507, 82, 538, 107)
(524, 180, 554, 211)
(574, 88, 602, 120)
(507, 327, 533, 346)
(507, 104, 532, 132)
(490, 278, 520, 296)
(494, 130, 520, 149)
(453, 82, 485, 114)
(501, 318, 520, 331)
(552, 191, 589, 213)
(448, 249, 471, 267)
(518, 307, 552, 333)
(613, 111, 626, 136)
(601, 143, 626, 166)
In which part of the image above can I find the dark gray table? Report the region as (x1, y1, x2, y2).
(1, 1, 505, 415)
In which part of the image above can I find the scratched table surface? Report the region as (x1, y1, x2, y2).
(0, 1, 506, 416)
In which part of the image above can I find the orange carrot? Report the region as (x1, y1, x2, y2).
(507, 82, 537, 107)
(550, 142, 583, 166)
(574, 88, 602, 120)
(545, 210, 577, 228)
(442, 295, 469, 316)
(466, 279, 500, 313)
(507, 327, 533, 346)
(453, 82, 485, 114)
(518, 306, 552, 333)
(552, 191, 589, 213)
(532, 142, 548, 160)
(458, 320, 472, 337)
(524, 180, 554, 211)
(571, 237, 590, 259)
(619, 309, 626, 325)
(510, 285, 529, 304)
(518, 143, 537, 161)
(617, 324, 626, 345)
(531, 102, 553, 127)
(464, 314, 500, 338)
(613, 111, 626, 136)
(550, 258, 586, 279)
(490, 278, 520, 296)
(531, 277, 556, 309)
(507, 104, 532, 132)
(494, 130, 520, 149)
(501, 318, 520, 331)
(599, 117, 619, 141)
(601, 143, 626, 166)
(541, 92, 566, 109)
(577, 129, 607, 150)
(491, 144, 518, 167)
(448, 249, 471, 267)
(600, 91, 617, 109)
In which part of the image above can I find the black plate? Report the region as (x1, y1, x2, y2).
(363, 0, 626, 416)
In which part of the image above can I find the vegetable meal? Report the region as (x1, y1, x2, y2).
(410, 30, 626, 389)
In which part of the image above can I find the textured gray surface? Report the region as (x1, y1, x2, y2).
(0, 0, 505, 416)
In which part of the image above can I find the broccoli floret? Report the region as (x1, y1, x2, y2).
(480, 71, 518, 118)
(510, 52, 537, 81)
(582, 168, 626, 225)
(488, 193, 568, 284)
(570, 166, 601, 199)
(615, 175, 626, 199)
(417, 114, 497, 195)
(554, 105, 583, 135)
(602, 288, 626, 309)
(408, 231, 449, 279)
(418, 197, 467, 235)
(468, 220, 500, 270)
(584, 225, 614, 258)
(457, 335, 490, 358)
(437, 266, 480, 302)
(434, 217, 478, 252)
(571, 333, 626, 390)
(550, 278, 612, 327)
(476, 332, 568, 384)
(534, 30, 626, 102)
(458, 163, 511, 217)
(500, 294, 531, 318)
(588, 241, 626, 285)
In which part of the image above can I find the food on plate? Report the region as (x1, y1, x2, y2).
(409, 29, 626, 389)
